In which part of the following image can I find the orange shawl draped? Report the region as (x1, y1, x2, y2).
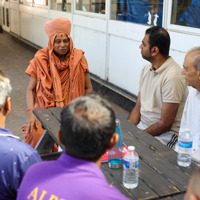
(23, 32, 89, 149)
(26, 35, 89, 109)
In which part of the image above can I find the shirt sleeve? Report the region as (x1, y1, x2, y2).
(162, 74, 187, 103)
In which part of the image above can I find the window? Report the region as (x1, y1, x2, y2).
(6, 8, 9, 27)
(171, 0, 200, 28)
(51, 0, 71, 11)
(34, 0, 48, 6)
(76, 0, 105, 14)
(2, 8, 5, 25)
(19, 0, 32, 5)
(111, 0, 163, 26)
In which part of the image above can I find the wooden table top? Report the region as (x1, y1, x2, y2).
(34, 107, 198, 200)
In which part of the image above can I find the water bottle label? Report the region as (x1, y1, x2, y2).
(124, 160, 139, 169)
(179, 141, 192, 148)
(124, 160, 130, 168)
(135, 160, 139, 168)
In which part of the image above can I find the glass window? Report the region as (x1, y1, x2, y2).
(51, 0, 71, 11)
(34, 0, 48, 6)
(171, 0, 200, 28)
(2, 8, 5, 25)
(111, 0, 163, 26)
(6, 8, 9, 27)
(19, 0, 32, 5)
(76, 0, 105, 14)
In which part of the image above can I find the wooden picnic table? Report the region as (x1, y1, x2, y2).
(33, 107, 198, 200)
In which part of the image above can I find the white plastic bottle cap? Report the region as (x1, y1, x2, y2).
(115, 119, 120, 126)
(128, 146, 135, 151)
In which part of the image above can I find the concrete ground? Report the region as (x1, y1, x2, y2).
(0, 31, 129, 140)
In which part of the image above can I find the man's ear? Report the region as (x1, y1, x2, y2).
(58, 130, 64, 145)
(108, 133, 119, 150)
(151, 46, 159, 56)
(2, 97, 11, 115)
(198, 68, 200, 79)
(6, 97, 11, 111)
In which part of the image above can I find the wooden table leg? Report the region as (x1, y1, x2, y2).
(35, 130, 55, 154)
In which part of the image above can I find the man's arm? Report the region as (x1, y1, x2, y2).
(25, 76, 38, 133)
(144, 102, 179, 136)
(84, 72, 93, 94)
(128, 92, 141, 125)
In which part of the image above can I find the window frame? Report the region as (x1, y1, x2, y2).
(166, 0, 200, 36)
(74, 0, 106, 19)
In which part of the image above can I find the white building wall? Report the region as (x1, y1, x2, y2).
(1, 0, 200, 96)
(10, 2, 19, 34)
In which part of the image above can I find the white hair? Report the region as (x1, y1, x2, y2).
(0, 71, 12, 110)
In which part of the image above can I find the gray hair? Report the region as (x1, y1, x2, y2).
(188, 47, 200, 70)
(61, 93, 116, 161)
(0, 70, 12, 110)
(68, 94, 114, 130)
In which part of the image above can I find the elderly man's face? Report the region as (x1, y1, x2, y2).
(182, 51, 200, 89)
(53, 33, 70, 56)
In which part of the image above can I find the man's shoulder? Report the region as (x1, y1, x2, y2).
(0, 134, 40, 159)
(165, 57, 182, 72)
(161, 58, 184, 82)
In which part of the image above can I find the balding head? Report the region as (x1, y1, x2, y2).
(182, 47, 200, 90)
(60, 94, 116, 162)
(187, 47, 200, 71)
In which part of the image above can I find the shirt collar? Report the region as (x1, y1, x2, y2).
(151, 57, 173, 74)
(0, 127, 19, 139)
(58, 153, 105, 178)
(58, 152, 97, 166)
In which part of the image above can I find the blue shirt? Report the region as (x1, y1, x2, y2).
(0, 127, 42, 200)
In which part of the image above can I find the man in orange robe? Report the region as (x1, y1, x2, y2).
(22, 17, 93, 150)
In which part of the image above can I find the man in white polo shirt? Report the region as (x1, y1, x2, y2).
(178, 47, 200, 163)
(128, 26, 188, 149)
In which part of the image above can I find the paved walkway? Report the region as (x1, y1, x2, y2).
(0, 31, 129, 140)
(0, 32, 38, 139)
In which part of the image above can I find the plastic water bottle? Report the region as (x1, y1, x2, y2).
(108, 119, 123, 169)
(123, 146, 139, 189)
(177, 129, 192, 167)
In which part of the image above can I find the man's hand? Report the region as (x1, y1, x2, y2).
(25, 111, 38, 133)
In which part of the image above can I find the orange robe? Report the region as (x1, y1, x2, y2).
(22, 35, 89, 149)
